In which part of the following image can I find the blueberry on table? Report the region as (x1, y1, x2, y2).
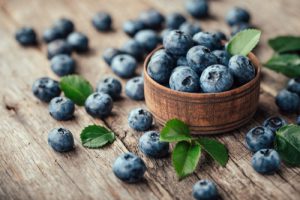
(96, 76, 122, 100)
(102, 48, 124, 66)
(113, 152, 146, 183)
(15, 27, 37, 46)
(43, 27, 64, 43)
(49, 97, 75, 121)
(32, 77, 61, 102)
(128, 108, 153, 131)
(246, 126, 275, 153)
(125, 76, 144, 101)
(53, 18, 74, 38)
(176, 56, 188, 66)
(139, 9, 165, 30)
(67, 32, 89, 53)
(134, 29, 160, 52)
(185, 0, 209, 19)
(251, 149, 280, 174)
(263, 116, 287, 133)
(123, 19, 145, 37)
(170, 66, 200, 93)
(226, 7, 251, 26)
(212, 50, 230, 66)
(163, 30, 193, 56)
(85, 92, 113, 118)
(192, 179, 219, 200)
(47, 39, 72, 59)
(275, 89, 300, 113)
(139, 131, 169, 158)
(200, 64, 233, 93)
(287, 78, 300, 95)
(121, 39, 145, 61)
(92, 12, 112, 31)
(48, 127, 74, 152)
(111, 54, 137, 78)
(193, 32, 222, 51)
(186, 45, 218, 75)
(50, 54, 76, 76)
(231, 23, 252, 36)
(165, 12, 186, 29)
(179, 22, 202, 37)
(228, 55, 255, 85)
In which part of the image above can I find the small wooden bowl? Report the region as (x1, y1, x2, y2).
(143, 46, 261, 134)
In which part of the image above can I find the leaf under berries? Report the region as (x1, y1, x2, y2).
(80, 125, 115, 148)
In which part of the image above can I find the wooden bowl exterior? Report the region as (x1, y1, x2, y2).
(144, 46, 261, 134)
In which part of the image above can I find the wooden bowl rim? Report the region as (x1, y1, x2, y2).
(143, 46, 261, 99)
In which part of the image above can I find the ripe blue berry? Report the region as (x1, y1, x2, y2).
(192, 179, 219, 200)
(125, 76, 144, 100)
(96, 76, 122, 100)
(48, 127, 74, 152)
(139, 131, 169, 158)
(123, 19, 145, 37)
(102, 48, 124, 66)
(47, 39, 72, 59)
(176, 56, 188, 66)
(246, 126, 275, 152)
(50, 54, 76, 76)
(165, 12, 186, 29)
(32, 77, 61, 102)
(43, 27, 63, 43)
(287, 78, 300, 95)
(49, 97, 75, 121)
(134, 30, 160, 52)
(252, 149, 280, 174)
(186, 0, 209, 19)
(113, 152, 146, 183)
(92, 12, 112, 31)
(139, 9, 165, 30)
(213, 31, 227, 41)
(160, 29, 172, 41)
(231, 23, 252, 36)
(67, 32, 89, 52)
(128, 108, 153, 131)
(226, 7, 250, 26)
(53, 18, 74, 38)
(263, 116, 287, 133)
(121, 39, 145, 61)
(111, 54, 137, 78)
(193, 32, 222, 51)
(275, 89, 300, 113)
(228, 55, 255, 85)
(170, 66, 200, 93)
(85, 92, 113, 118)
(179, 22, 202, 37)
(15, 27, 37, 46)
(212, 50, 230, 66)
(163, 30, 193, 56)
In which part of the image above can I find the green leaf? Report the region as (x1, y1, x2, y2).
(60, 75, 93, 106)
(264, 54, 300, 78)
(226, 29, 261, 56)
(268, 36, 300, 53)
(197, 138, 228, 167)
(80, 125, 115, 148)
(160, 119, 191, 142)
(172, 141, 201, 179)
(275, 124, 300, 166)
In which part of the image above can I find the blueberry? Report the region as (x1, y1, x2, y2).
(111, 54, 137, 78)
(263, 116, 287, 133)
(226, 7, 250, 26)
(170, 66, 200, 93)
(193, 32, 222, 51)
(15, 27, 37, 46)
(48, 128, 74, 152)
(213, 31, 227, 41)
(113, 152, 146, 183)
(252, 149, 280, 174)
(228, 55, 255, 85)
(147, 49, 175, 84)
(176, 56, 188, 66)
(128, 108, 153, 131)
(297, 116, 300, 125)
(275, 89, 300, 113)
(53, 18, 74, 37)
(96, 76, 122, 100)
(160, 29, 172, 41)
(192, 179, 219, 200)
(163, 30, 193, 56)
(139, 131, 169, 158)
(212, 50, 230, 66)
(121, 39, 145, 61)
(85, 92, 113, 118)
(246, 126, 275, 153)
(102, 48, 124, 66)
(186, 0, 209, 19)
(186, 45, 218, 75)
(47, 39, 72, 59)
(231, 23, 252, 36)
(32, 77, 61, 102)
(139, 9, 165, 30)
(49, 97, 75, 121)
(200, 64, 233, 93)
(134, 30, 160, 52)
(123, 19, 145, 37)
(43, 27, 63, 43)
(165, 12, 186, 29)
(67, 32, 89, 52)
(287, 78, 300, 95)
(50, 54, 76, 76)
(92, 12, 112, 31)
(125, 77, 144, 100)
(179, 22, 202, 37)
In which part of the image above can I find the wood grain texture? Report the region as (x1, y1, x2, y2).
(0, 0, 300, 200)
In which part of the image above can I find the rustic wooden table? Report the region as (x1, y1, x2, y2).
(1, 0, 300, 199)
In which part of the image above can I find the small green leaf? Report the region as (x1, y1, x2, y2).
(160, 119, 191, 142)
(172, 141, 201, 179)
(268, 36, 300, 53)
(80, 125, 115, 148)
(226, 29, 261, 56)
(60, 75, 93, 106)
(275, 124, 300, 166)
(264, 54, 300, 78)
(197, 138, 228, 167)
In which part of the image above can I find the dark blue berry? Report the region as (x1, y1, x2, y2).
(139, 9, 165, 30)
(186, 0, 209, 19)
(125, 76, 144, 100)
(123, 19, 145, 37)
(47, 39, 72, 59)
(226, 7, 250, 26)
(263, 116, 287, 133)
(43, 27, 63, 43)
(176, 56, 188, 66)
(92, 12, 112, 31)
(170, 66, 200, 93)
(163, 30, 193, 56)
(111, 54, 137, 78)
(179, 22, 202, 37)
(85, 92, 113, 118)
(252, 149, 280, 174)
(32, 77, 61, 102)
(160, 29, 172, 41)
(228, 55, 255, 85)
(246, 126, 275, 153)
(15, 27, 37, 46)
(53, 18, 74, 38)
(50, 54, 76, 76)
(128, 108, 153, 131)
(48, 128, 74, 152)
(121, 39, 145, 61)
(96, 76, 122, 100)
(275, 89, 300, 113)
(213, 31, 227, 41)
(231, 23, 252, 36)
(193, 32, 222, 51)
(67, 32, 89, 52)
(134, 30, 160, 52)
(165, 12, 186, 29)
(287, 78, 300, 95)
(212, 50, 230, 66)
(102, 48, 124, 66)
(192, 179, 219, 200)
(49, 97, 75, 121)
(139, 131, 169, 158)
